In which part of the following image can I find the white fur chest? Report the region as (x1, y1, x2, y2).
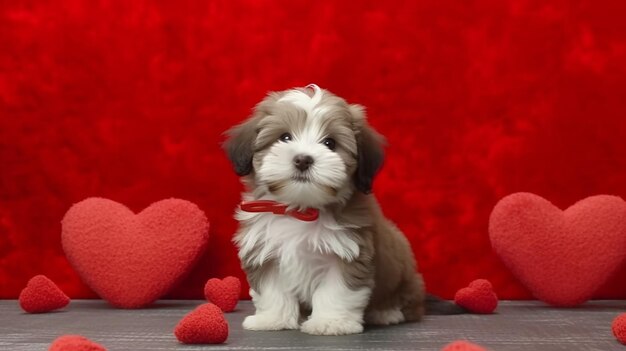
(234, 209, 360, 302)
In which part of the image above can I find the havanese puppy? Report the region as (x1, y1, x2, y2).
(224, 84, 460, 336)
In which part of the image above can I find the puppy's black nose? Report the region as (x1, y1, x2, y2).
(293, 154, 314, 171)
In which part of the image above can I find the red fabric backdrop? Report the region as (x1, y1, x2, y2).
(1, 0, 626, 300)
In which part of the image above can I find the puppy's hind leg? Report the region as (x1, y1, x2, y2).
(364, 306, 405, 325)
(400, 273, 426, 322)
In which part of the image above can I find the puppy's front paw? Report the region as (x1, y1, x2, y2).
(300, 317, 363, 335)
(243, 314, 299, 331)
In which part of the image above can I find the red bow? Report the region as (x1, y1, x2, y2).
(240, 200, 319, 222)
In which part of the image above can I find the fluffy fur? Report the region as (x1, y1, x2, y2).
(224, 85, 425, 335)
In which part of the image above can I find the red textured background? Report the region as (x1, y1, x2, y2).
(1, 0, 626, 300)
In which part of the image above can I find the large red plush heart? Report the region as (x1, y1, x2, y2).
(62, 198, 209, 308)
(489, 193, 626, 307)
(204, 276, 241, 312)
(175, 303, 229, 344)
(454, 279, 498, 314)
(19, 275, 70, 313)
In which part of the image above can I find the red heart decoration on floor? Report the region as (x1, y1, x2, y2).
(49, 335, 106, 351)
(441, 341, 488, 351)
(204, 276, 241, 312)
(19, 275, 70, 313)
(454, 279, 498, 314)
(175, 303, 229, 344)
(62, 198, 209, 308)
(489, 193, 626, 307)
(612, 313, 626, 345)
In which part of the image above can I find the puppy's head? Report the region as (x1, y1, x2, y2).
(224, 85, 384, 208)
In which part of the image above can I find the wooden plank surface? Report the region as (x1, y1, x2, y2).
(0, 300, 624, 350)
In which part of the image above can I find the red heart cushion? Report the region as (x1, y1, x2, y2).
(489, 193, 626, 307)
(613, 313, 626, 345)
(19, 275, 70, 313)
(62, 198, 209, 308)
(204, 276, 241, 312)
(441, 341, 488, 351)
(454, 279, 498, 314)
(49, 335, 106, 351)
(175, 303, 229, 344)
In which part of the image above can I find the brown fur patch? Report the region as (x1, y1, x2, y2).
(334, 192, 425, 323)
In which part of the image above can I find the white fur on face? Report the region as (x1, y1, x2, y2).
(257, 88, 350, 208)
(258, 140, 347, 208)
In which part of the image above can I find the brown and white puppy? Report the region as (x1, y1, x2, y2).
(224, 85, 427, 335)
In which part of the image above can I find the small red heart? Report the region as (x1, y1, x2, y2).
(174, 303, 228, 344)
(441, 340, 488, 351)
(454, 279, 498, 314)
(49, 335, 106, 351)
(204, 276, 241, 312)
(19, 275, 70, 313)
(612, 313, 626, 345)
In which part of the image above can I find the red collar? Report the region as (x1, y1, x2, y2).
(240, 200, 319, 222)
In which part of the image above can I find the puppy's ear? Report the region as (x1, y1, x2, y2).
(350, 104, 385, 194)
(223, 117, 260, 176)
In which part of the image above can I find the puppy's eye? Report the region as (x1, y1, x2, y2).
(322, 138, 336, 151)
(279, 133, 292, 142)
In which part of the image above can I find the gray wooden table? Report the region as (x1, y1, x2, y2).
(0, 300, 624, 350)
